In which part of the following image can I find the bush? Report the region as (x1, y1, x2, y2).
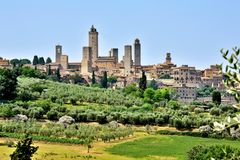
(187, 145, 240, 160)
(27, 107, 44, 119)
(194, 107, 204, 114)
(210, 107, 221, 116)
(167, 100, 180, 110)
(0, 104, 14, 118)
(173, 118, 184, 129)
(47, 110, 59, 120)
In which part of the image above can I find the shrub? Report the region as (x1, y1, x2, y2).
(167, 100, 180, 110)
(194, 107, 204, 114)
(173, 118, 184, 129)
(0, 104, 14, 118)
(27, 107, 44, 119)
(47, 110, 59, 120)
(210, 107, 221, 116)
(187, 145, 240, 160)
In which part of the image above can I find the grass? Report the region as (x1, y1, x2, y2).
(0, 132, 144, 160)
(2, 133, 240, 160)
(106, 135, 240, 160)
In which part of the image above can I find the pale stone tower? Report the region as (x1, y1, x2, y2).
(124, 45, 132, 75)
(109, 48, 118, 63)
(81, 47, 92, 74)
(60, 55, 69, 70)
(55, 45, 62, 63)
(134, 39, 141, 66)
(89, 25, 98, 67)
(165, 53, 172, 64)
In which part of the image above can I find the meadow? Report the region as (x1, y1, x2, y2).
(1, 134, 240, 160)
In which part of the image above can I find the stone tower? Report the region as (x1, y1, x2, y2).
(89, 25, 98, 67)
(124, 45, 132, 75)
(165, 53, 172, 64)
(81, 47, 92, 75)
(60, 55, 69, 70)
(109, 48, 119, 63)
(55, 45, 62, 63)
(134, 39, 141, 66)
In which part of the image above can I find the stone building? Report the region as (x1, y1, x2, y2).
(89, 25, 98, 67)
(81, 47, 92, 74)
(134, 39, 141, 66)
(173, 83, 197, 103)
(81, 26, 120, 74)
(172, 65, 201, 84)
(123, 45, 132, 75)
(55, 45, 62, 63)
(201, 65, 223, 88)
(155, 53, 176, 77)
(60, 55, 69, 70)
(203, 65, 221, 78)
(109, 48, 118, 63)
(0, 57, 10, 68)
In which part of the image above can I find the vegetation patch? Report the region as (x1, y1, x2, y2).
(106, 135, 240, 160)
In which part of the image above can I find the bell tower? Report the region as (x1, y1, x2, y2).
(89, 25, 98, 67)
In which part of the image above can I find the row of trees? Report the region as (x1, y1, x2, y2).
(32, 55, 52, 65)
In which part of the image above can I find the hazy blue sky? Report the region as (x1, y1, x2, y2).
(0, 0, 239, 69)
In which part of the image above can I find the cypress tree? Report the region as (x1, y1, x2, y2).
(46, 57, 52, 64)
(101, 71, 108, 88)
(139, 70, 147, 92)
(47, 65, 52, 75)
(212, 90, 221, 105)
(38, 57, 45, 65)
(92, 71, 96, 84)
(56, 68, 61, 81)
(32, 55, 39, 65)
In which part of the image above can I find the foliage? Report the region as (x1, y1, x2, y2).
(219, 47, 240, 108)
(107, 135, 240, 160)
(187, 145, 240, 160)
(46, 57, 52, 64)
(101, 71, 108, 88)
(210, 107, 221, 116)
(92, 71, 96, 84)
(212, 90, 221, 105)
(10, 134, 38, 160)
(196, 86, 216, 97)
(139, 70, 147, 93)
(38, 57, 45, 65)
(0, 68, 18, 100)
(20, 67, 46, 79)
(0, 121, 134, 145)
(148, 79, 158, 90)
(56, 68, 61, 81)
(213, 115, 240, 139)
(32, 55, 39, 66)
(158, 73, 171, 79)
(10, 59, 31, 66)
(124, 83, 138, 95)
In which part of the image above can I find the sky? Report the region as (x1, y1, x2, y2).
(0, 0, 239, 69)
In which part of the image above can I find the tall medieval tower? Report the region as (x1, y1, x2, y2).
(89, 25, 98, 67)
(124, 45, 132, 75)
(55, 45, 62, 63)
(134, 39, 141, 66)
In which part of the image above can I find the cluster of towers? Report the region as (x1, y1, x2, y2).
(81, 25, 141, 75)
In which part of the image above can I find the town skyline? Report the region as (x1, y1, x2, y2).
(0, 0, 240, 69)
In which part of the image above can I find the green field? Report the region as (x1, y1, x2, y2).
(1, 133, 240, 160)
(106, 135, 240, 160)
